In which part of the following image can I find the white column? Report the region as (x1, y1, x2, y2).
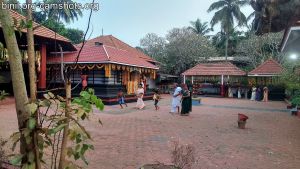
(192, 76, 194, 84)
(221, 75, 224, 85)
(183, 75, 186, 84)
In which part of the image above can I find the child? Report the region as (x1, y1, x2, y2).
(118, 89, 127, 109)
(153, 89, 161, 111)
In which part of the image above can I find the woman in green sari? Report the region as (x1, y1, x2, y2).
(181, 84, 191, 116)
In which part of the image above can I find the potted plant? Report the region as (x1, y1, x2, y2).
(291, 95, 300, 117)
(238, 113, 249, 129)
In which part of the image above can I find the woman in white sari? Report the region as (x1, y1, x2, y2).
(250, 86, 257, 101)
(136, 84, 145, 109)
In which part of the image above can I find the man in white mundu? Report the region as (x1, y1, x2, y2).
(170, 83, 182, 113)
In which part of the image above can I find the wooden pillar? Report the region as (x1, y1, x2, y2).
(221, 75, 224, 97)
(38, 44, 46, 89)
(191, 76, 194, 84)
(183, 75, 186, 84)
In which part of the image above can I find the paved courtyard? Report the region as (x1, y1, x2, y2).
(1, 96, 300, 169)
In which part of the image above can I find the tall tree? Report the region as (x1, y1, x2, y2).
(188, 19, 212, 35)
(208, 0, 248, 59)
(250, 0, 300, 34)
(212, 28, 245, 56)
(26, 0, 41, 168)
(0, 0, 31, 166)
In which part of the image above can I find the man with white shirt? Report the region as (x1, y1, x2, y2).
(170, 83, 182, 114)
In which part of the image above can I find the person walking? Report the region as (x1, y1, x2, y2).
(181, 84, 191, 116)
(170, 83, 182, 114)
(136, 84, 145, 109)
(153, 89, 161, 111)
(118, 89, 127, 109)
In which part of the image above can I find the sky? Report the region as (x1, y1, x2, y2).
(21, 0, 254, 46)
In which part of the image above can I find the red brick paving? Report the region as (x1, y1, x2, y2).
(1, 96, 300, 169)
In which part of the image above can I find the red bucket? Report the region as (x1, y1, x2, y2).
(238, 113, 248, 121)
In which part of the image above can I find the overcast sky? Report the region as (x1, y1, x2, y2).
(20, 0, 254, 46)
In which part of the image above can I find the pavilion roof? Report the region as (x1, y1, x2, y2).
(248, 59, 283, 76)
(48, 35, 158, 69)
(2, 10, 70, 43)
(182, 62, 246, 76)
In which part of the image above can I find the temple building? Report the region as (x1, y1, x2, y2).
(0, 10, 75, 94)
(0, 10, 159, 104)
(48, 35, 159, 104)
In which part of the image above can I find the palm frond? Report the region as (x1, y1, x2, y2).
(235, 0, 250, 7)
(207, 0, 228, 12)
(232, 6, 247, 26)
(210, 8, 228, 28)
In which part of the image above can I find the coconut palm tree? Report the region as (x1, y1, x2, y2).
(41, 0, 83, 23)
(208, 0, 248, 60)
(188, 19, 212, 35)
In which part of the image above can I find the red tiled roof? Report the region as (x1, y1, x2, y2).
(77, 35, 156, 62)
(48, 35, 158, 69)
(248, 59, 283, 76)
(2, 10, 70, 42)
(182, 62, 246, 76)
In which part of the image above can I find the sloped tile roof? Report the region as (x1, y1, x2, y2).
(182, 62, 246, 76)
(79, 35, 156, 62)
(248, 59, 283, 76)
(48, 35, 158, 69)
(4, 10, 70, 42)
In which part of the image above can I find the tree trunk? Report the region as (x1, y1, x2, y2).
(58, 80, 71, 169)
(0, 0, 30, 163)
(26, 0, 41, 168)
(225, 34, 228, 61)
(26, 0, 37, 100)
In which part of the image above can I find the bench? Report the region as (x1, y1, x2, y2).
(290, 105, 298, 116)
(192, 98, 201, 106)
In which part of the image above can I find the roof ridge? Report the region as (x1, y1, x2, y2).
(251, 59, 276, 71)
(103, 44, 128, 52)
(102, 45, 110, 59)
(249, 58, 283, 75)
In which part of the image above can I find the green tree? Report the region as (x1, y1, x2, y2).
(188, 19, 212, 36)
(235, 32, 284, 68)
(212, 28, 245, 56)
(6, 0, 25, 15)
(164, 28, 219, 75)
(139, 33, 166, 61)
(41, 0, 83, 23)
(61, 28, 84, 44)
(250, 0, 300, 34)
(208, 0, 248, 59)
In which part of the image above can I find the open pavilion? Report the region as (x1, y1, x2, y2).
(248, 59, 284, 85)
(182, 62, 246, 96)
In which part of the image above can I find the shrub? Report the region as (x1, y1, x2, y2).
(0, 138, 7, 168)
(171, 141, 195, 169)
